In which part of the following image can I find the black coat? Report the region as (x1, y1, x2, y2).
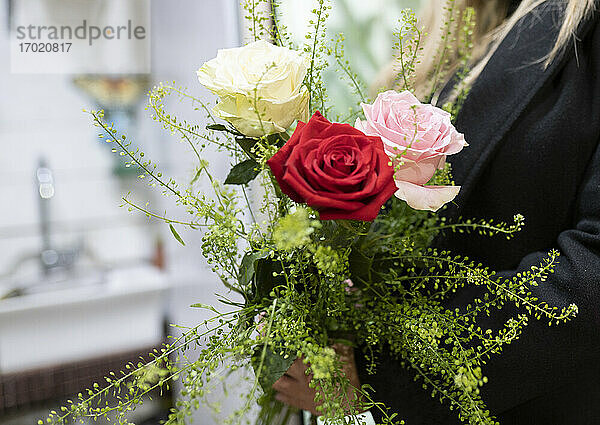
(359, 2, 600, 424)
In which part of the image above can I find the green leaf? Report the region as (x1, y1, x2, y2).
(238, 251, 267, 288)
(190, 167, 203, 186)
(169, 224, 185, 246)
(224, 159, 261, 185)
(190, 303, 219, 313)
(207, 123, 243, 136)
(236, 137, 258, 158)
(251, 346, 295, 392)
(253, 259, 285, 301)
(206, 123, 228, 132)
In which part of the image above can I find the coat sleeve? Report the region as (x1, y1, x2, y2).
(474, 136, 600, 415)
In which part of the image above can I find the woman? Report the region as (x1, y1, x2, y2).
(273, 0, 600, 423)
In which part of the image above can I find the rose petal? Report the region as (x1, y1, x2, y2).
(394, 181, 461, 212)
(392, 156, 440, 186)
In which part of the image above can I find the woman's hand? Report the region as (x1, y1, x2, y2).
(272, 356, 319, 414)
(272, 344, 362, 416)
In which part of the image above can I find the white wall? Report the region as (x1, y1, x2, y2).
(0, 3, 155, 277)
(0, 0, 240, 285)
(149, 0, 240, 280)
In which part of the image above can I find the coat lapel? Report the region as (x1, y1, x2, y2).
(446, 1, 594, 213)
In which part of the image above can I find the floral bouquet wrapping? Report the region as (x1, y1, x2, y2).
(45, 2, 577, 425)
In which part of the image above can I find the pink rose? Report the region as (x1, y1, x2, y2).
(355, 90, 467, 211)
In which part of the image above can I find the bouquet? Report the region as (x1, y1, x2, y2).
(44, 2, 577, 425)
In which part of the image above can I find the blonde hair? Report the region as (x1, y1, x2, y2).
(378, 0, 596, 99)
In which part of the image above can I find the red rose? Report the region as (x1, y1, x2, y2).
(267, 111, 397, 221)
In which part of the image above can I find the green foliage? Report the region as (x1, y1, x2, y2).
(304, 0, 332, 114)
(169, 223, 186, 246)
(392, 9, 424, 93)
(242, 0, 274, 42)
(427, 0, 477, 109)
(428, 0, 460, 101)
(443, 6, 476, 119)
(272, 207, 321, 251)
(332, 33, 368, 106)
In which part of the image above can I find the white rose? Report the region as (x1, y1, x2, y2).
(197, 40, 310, 138)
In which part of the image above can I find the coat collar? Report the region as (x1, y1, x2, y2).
(445, 0, 595, 214)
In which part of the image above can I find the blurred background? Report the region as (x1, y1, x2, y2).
(0, 0, 420, 423)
